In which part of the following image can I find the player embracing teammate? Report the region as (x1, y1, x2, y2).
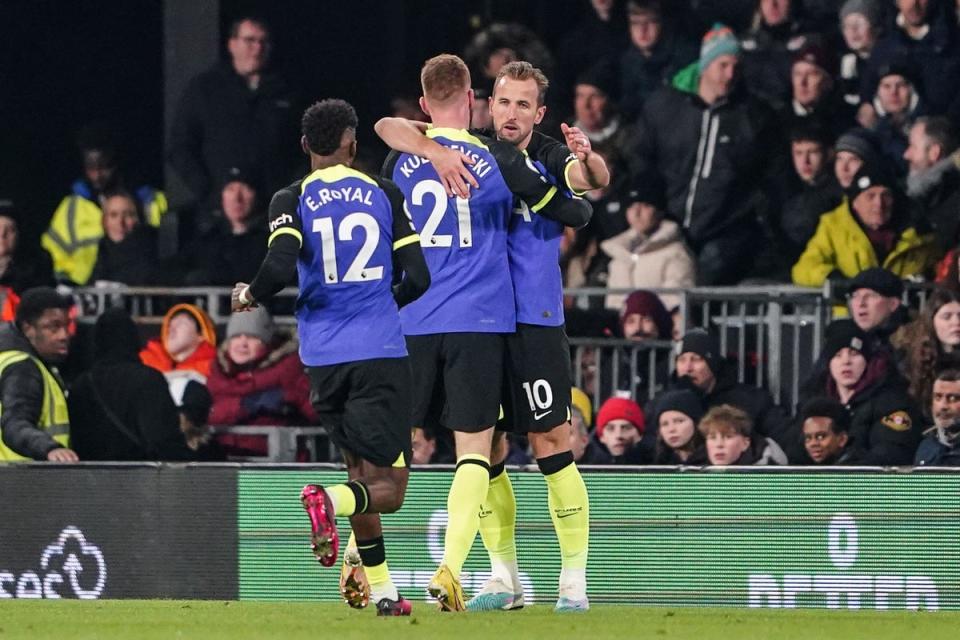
(377, 56, 605, 612)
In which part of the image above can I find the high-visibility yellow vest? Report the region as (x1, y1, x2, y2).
(41, 188, 168, 286)
(0, 351, 70, 461)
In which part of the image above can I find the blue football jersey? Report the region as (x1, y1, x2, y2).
(384, 128, 517, 335)
(509, 132, 585, 327)
(273, 165, 417, 366)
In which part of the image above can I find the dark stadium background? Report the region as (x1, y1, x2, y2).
(0, 0, 757, 249)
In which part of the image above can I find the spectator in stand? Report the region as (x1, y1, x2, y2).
(0, 288, 76, 462)
(904, 117, 960, 251)
(799, 396, 855, 464)
(652, 389, 707, 464)
(915, 368, 960, 465)
(207, 307, 316, 457)
(618, 0, 698, 123)
(868, 62, 926, 175)
(411, 427, 454, 465)
(646, 329, 792, 450)
(792, 163, 939, 287)
(891, 288, 960, 419)
(594, 396, 648, 463)
(89, 188, 161, 286)
(626, 23, 778, 284)
(140, 303, 218, 380)
(862, 0, 960, 123)
(185, 166, 269, 286)
(780, 41, 856, 141)
(601, 183, 695, 311)
(569, 386, 610, 464)
(168, 16, 300, 212)
(463, 22, 555, 87)
(768, 125, 843, 275)
(169, 377, 225, 461)
(700, 404, 787, 466)
(68, 308, 193, 461)
(0, 200, 54, 294)
(834, 127, 882, 189)
(555, 0, 627, 122)
(800, 319, 921, 465)
(43, 125, 167, 286)
(738, 0, 815, 107)
(847, 268, 909, 354)
(619, 290, 673, 342)
(838, 0, 884, 110)
(571, 62, 624, 149)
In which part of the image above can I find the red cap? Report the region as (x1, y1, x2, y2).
(595, 397, 645, 438)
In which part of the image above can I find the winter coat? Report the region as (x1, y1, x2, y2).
(915, 432, 960, 466)
(168, 63, 302, 209)
(0, 247, 54, 294)
(907, 159, 960, 251)
(600, 219, 695, 311)
(625, 83, 777, 250)
(731, 436, 788, 465)
(185, 223, 269, 286)
(739, 19, 814, 107)
(0, 322, 69, 460)
(619, 33, 699, 122)
(208, 332, 317, 457)
(791, 199, 940, 286)
(69, 309, 194, 461)
(139, 303, 218, 379)
(89, 224, 161, 286)
(840, 371, 923, 466)
(864, 11, 960, 118)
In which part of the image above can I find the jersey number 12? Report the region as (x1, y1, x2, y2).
(312, 212, 384, 283)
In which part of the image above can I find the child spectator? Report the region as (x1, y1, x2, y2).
(652, 389, 706, 464)
(140, 303, 217, 380)
(594, 396, 647, 463)
(700, 403, 787, 466)
(799, 396, 854, 464)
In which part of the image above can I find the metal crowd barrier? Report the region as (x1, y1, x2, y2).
(211, 425, 333, 462)
(68, 282, 936, 416)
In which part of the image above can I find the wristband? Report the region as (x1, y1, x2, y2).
(239, 286, 253, 305)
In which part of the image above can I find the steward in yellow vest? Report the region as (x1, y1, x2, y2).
(0, 287, 76, 462)
(41, 130, 167, 286)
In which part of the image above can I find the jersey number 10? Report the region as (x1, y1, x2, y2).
(312, 212, 384, 284)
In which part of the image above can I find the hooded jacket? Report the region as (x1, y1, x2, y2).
(600, 219, 695, 311)
(139, 303, 218, 378)
(0, 322, 69, 460)
(69, 308, 194, 461)
(208, 330, 317, 457)
(791, 197, 940, 286)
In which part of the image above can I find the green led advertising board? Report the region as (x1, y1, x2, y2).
(238, 469, 958, 610)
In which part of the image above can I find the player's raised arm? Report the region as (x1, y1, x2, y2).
(488, 140, 592, 229)
(380, 178, 430, 308)
(232, 185, 301, 311)
(374, 117, 478, 198)
(559, 123, 610, 193)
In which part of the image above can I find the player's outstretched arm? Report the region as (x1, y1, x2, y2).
(374, 117, 478, 198)
(489, 140, 593, 229)
(560, 123, 610, 192)
(233, 187, 301, 311)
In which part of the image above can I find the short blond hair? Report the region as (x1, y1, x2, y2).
(698, 404, 752, 438)
(494, 60, 550, 106)
(421, 54, 471, 105)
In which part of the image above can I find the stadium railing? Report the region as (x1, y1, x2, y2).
(210, 425, 333, 462)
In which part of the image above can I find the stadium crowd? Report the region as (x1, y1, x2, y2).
(3, 0, 960, 466)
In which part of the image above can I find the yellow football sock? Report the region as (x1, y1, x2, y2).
(443, 454, 491, 577)
(545, 462, 589, 571)
(326, 484, 357, 517)
(479, 467, 517, 584)
(357, 536, 398, 602)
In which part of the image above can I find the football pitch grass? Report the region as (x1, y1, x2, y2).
(1, 601, 958, 640)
